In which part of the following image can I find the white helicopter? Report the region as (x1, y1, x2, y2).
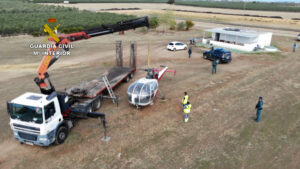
(127, 66, 176, 107)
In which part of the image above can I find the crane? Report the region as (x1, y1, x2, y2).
(7, 17, 149, 146)
(35, 17, 149, 95)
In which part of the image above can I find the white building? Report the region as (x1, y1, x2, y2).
(204, 28, 273, 52)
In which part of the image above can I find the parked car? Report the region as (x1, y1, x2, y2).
(203, 48, 232, 63)
(297, 33, 300, 41)
(167, 41, 187, 51)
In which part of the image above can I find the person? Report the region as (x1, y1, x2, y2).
(184, 102, 192, 122)
(210, 43, 214, 50)
(182, 92, 189, 107)
(255, 96, 264, 122)
(188, 47, 192, 58)
(212, 58, 218, 74)
(293, 42, 298, 52)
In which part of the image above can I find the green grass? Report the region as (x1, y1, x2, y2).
(175, 0, 300, 12)
(0, 0, 136, 36)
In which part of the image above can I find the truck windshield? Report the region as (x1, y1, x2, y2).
(8, 103, 43, 124)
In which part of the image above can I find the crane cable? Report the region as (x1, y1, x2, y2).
(147, 28, 151, 68)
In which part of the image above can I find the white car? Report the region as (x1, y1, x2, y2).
(167, 41, 187, 51)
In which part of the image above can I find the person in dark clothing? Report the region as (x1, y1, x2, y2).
(293, 42, 298, 52)
(255, 96, 264, 122)
(212, 58, 218, 74)
(210, 44, 214, 51)
(188, 47, 192, 58)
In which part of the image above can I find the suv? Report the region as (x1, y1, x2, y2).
(203, 48, 232, 63)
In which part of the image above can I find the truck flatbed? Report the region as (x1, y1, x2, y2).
(66, 66, 134, 98)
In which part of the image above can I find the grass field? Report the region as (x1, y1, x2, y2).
(0, 0, 135, 36)
(1, 2, 300, 169)
(0, 32, 299, 169)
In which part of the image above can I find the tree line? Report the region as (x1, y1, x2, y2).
(149, 9, 194, 32)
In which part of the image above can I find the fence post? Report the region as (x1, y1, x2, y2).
(130, 41, 137, 69)
(116, 40, 123, 67)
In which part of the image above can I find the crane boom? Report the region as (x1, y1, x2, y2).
(35, 16, 149, 95)
(49, 16, 149, 44)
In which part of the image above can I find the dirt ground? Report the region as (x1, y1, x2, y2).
(1, 4, 300, 169)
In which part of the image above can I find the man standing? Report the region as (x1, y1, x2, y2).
(255, 96, 264, 122)
(212, 58, 218, 74)
(182, 92, 189, 107)
(188, 47, 192, 58)
(293, 42, 298, 52)
(184, 102, 192, 122)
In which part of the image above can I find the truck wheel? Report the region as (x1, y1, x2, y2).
(93, 98, 102, 111)
(86, 105, 92, 112)
(124, 76, 130, 83)
(55, 126, 68, 145)
(129, 72, 134, 79)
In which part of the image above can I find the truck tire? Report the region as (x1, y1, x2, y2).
(86, 105, 92, 112)
(55, 126, 68, 145)
(93, 98, 102, 111)
(124, 75, 130, 82)
(129, 72, 134, 79)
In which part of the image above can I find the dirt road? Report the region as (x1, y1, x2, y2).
(0, 27, 299, 169)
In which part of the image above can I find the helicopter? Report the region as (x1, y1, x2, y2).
(127, 66, 176, 107)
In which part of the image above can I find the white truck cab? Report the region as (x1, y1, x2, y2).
(7, 92, 66, 146)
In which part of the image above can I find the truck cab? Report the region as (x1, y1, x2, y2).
(7, 92, 68, 146)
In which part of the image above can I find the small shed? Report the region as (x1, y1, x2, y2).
(204, 28, 272, 51)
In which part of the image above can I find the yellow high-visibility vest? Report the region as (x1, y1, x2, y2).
(184, 104, 191, 114)
(182, 95, 189, 104)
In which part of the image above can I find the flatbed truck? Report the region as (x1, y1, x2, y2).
(6, 17, 149, 146)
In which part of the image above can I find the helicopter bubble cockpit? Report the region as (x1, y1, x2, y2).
(127, 78, 158, 106)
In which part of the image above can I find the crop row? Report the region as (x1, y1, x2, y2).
(0, 0, 135, 36)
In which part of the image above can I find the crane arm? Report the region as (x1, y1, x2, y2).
(49, 16, 149, 45)
(35, 17, 149, 94)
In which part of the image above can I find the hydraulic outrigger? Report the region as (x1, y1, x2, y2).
(7, 17, 149, 146)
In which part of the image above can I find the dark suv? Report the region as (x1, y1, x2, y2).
(203, 48, 232, 63)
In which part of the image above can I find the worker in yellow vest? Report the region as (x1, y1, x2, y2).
(184, 102, 192, 122)
(182, 92, 189, 107)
